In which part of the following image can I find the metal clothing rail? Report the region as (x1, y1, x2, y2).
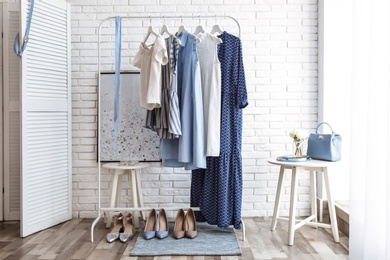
(91, 15, 244, 243)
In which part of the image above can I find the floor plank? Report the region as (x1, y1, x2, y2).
(0, 217, 348, 260)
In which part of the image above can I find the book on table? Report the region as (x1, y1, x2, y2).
(276, 155, 311, 162)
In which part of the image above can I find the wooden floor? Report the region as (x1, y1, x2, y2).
(0, 217, 348, 259)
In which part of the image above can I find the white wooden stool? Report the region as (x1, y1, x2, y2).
(268, 159, 340, 246)
(103, 162, 149, 229)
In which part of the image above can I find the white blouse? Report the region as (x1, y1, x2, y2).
(133, 35, 168, 110)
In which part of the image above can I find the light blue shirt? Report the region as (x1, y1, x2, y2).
(160, 31, 206, 170)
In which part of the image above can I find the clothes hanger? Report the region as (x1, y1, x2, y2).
(177, 15, 186, 34)
(160, 16, 171, 36)
(210, 15, 223, 36)
(160, 24, 171, 36)
(210, 24, 223, 35)
(142, 16, 158, 45)
(193, 15, 205, 35)
(160, 16, 182, 45)
(177, 16, 201, 43)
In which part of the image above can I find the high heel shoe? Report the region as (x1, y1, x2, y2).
(156, 208, 169, 239)
(106, 213, 123, 243)
(120, 212, 134, 242)
(185, 208, 197, 238)
(143, 209, 157, 239)
(173, 209, 185, 239)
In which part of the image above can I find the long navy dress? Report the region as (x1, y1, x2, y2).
(191, 31, 248, 229)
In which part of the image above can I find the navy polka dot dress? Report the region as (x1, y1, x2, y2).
(191, 31, 248, 229)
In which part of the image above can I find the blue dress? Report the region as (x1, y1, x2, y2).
(191, 31, 248, 229)
(160, 31, 207, 170)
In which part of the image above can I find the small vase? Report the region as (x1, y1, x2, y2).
(118, 146, 138, 166)
(294, 140, 303, 156)
(119, 161, 138, 166)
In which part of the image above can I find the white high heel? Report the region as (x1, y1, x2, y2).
(120, 212, 134, 242)
(106, 213, 123, 243)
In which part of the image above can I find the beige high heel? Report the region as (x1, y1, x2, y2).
(185, 208, 197, 238)
(173, 209, 185, 239)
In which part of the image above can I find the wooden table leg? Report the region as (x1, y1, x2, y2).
(310, 170, 318, 228)
(130, 170, 140, 228)
(106, 169, 122, 228)
(288, 167, 298, 246)
(135, 169, 145, 221)
(271, 166, 285, 231)
(323, 167, 340, 243)
(115, 173, 123, 207)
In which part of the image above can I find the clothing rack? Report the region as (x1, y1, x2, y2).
(90, 15, 244, 242)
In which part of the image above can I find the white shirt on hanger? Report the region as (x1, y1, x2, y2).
(133, 34, 168, 110)
(196, 32, 222, 157)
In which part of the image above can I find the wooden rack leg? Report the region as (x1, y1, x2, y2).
(91, 212, 103, 242)
(241, 218, 246, 241)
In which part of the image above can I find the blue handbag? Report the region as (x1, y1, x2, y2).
(307, 122, 342, 162)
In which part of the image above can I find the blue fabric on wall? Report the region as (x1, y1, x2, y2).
(14, 0, 35, 57)
(113, 16, 121, 151)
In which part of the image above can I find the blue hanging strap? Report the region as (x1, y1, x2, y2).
(113, 16, 122, 151)
(14, 0, 35, 57)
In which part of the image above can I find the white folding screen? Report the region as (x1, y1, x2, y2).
(0, 3, 3, 222)
(20, 0, 72, 237)
(3, 1, 21, 221)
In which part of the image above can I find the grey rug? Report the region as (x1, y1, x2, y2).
(130, 222, 242, 256)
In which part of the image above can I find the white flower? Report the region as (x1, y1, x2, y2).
(289, 129, 309, 142)
(289, 129, 297, 139)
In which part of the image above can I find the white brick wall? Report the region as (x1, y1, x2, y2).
(67, 0, 318, 219)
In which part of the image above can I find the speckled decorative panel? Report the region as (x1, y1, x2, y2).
(99, 72, 161, 161)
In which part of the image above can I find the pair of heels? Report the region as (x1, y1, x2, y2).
(143, 208, 169, 239)
(106, 212, 134, 243)
(173, 208, 197, 239)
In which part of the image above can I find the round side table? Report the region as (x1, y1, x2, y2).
(102, 162, 149, 229)
(268, 158, 340, 246)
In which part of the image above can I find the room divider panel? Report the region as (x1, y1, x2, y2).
(19, 0, 72, 237)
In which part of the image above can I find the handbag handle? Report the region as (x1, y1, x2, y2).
(315, 122, 335, 134)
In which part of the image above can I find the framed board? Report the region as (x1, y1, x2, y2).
(99, 72, 161, 161)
